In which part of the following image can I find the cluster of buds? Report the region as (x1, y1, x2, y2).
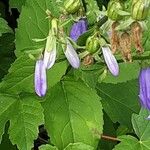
(34, 17, 87, 97)
(107, 0, 150, 62)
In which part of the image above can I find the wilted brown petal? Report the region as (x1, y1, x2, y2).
(131, 22, 143, 53)
(119, 32, 132, 62)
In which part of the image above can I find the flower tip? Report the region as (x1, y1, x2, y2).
(34, 60, 47, 97)
(146, 115, 150, 120)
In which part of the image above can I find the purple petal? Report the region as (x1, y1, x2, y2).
(34, 60, 47, 97)
(43, 48, 56, 69)
(139, 68, 150, 110)
(64, 40, 80, 69)
(102, 46, 119, 76)
(70, 18, 88, 42)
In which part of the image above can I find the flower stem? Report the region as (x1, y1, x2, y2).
(101, 134, 120, 142)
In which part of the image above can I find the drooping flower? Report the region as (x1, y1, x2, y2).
(102, 46, 119, 76)
(70, 18, 88, 42)
(64, 40, 80, 68)
(43, 36, 57, 69)
(139, 68, 150, 110)
(34, 59, 47, 97)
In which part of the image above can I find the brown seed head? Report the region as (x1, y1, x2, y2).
(82, 54, 94, 66)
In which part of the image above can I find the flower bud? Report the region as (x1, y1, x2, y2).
(70, 18, 88, 42)
(139, 68, 150, 111)
(34, 60, 47, 97)
(131, 0, 150, 21)
(102, 46, 119, 76)
(107, 0, 124, 21)
(86, 36, 100, 54)
(43, 37, 57, 69)
(64, 0, 81, 14)
(64, 40, 80, 68)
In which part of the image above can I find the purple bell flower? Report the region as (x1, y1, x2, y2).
(70, 18, 88, 42)
(102, 46, 119, 76)
(34, 59, 47, 97)
(64, 40, 80, 69)
(139, 68, 150, 111)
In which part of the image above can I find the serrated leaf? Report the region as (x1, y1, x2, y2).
(0, 122, 17, 150)
(0, 94, 17, 142)
(64, 142, 94, 150)
(15, 0, 61, 57)
(39, 145, 58, 150)
(132, 109, 150, 141)
(43, 79, 103, 149)
(101, 62, 140, 84)
(0, 54, 67, 95)
(96, 80, 140, 128)
(74, 64, 104, 88)
(114, 109, 150, 150)
(113, 135, 140, 150)
(9, 94, 44, 150)
(0, 17, 12, 36)
(9, 0, 26, 12)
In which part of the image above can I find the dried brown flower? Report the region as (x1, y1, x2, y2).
(111, 22, 120, 54)
(119, 32, 132, 62)
(131, 22, 143, 53)
(82, 54, 94, 66)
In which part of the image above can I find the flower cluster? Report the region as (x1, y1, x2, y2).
(34, 18, 87, 97)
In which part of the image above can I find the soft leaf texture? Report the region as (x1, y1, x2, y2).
(9, 94, 44, 150)
(0, 94, 17, 142)
(0, 17, 12, 36)
(96, 80, 140, 128)
(39, 144, 58, 150)
(15, 0, 61, 57)
(114, 109, 150, 150)
(0, 54, 67, 95)
(132, 108, 150, 141)
(43, 79, 103, 149)
(9, 0, 26, 12)
(64, 142, 94, 150)
(102, 62, 141, 84)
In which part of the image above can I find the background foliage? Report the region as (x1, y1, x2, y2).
(0, 0, 150, 150)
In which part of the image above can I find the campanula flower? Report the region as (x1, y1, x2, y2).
(102, 46, 119, 76)
(64, 40, 80, 68)
(34, 59, 47, 97)
(43, 47, 56, 69)
(139, 68, 150, 110)
(70, 18, 88, 42)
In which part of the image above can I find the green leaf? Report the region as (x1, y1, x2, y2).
(9, 0, 26, 12)
(39, 144, 58, 150)
(0, 94, 17, 142)
(113, 135, 140, 150)
(114, 109, 150, 150)
(9, 94, 44, 150)
(96, 80, 140, 128)
(43, 79, 103, 149)
(0, 33, 15, 81)
(74, 63, 104, 88)
(15, 0, 61, 57)
(132, 108, 150, 141)
(0, 122, 17, 150)
(0, 17, 12, 37)
(64, 142, 94, 150)
(0, 54, 68, 94)
(101, 62, 141, 84)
